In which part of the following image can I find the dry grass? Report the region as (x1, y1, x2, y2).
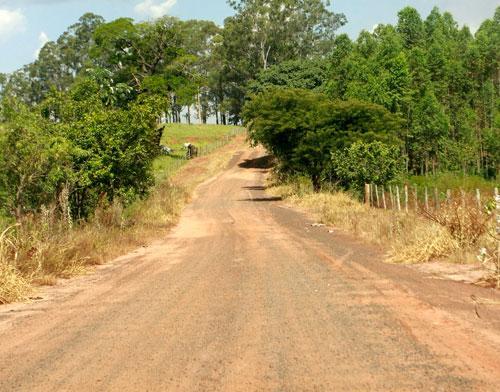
(270, 180, 493, 266)
(1, 225, 32, 303)
(0, 135, 246, 304)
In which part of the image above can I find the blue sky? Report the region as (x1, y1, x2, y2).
(0, 0, 498, 73)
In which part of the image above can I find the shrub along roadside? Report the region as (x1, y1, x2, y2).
(0, 134, 245, 304)
(243, 88, 402, 192)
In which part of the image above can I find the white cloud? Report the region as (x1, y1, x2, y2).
(34, 31, 49, 59)
(429, 0, 498, 32)
(0, 8, 26, 42)
(134, 0, 177, 18)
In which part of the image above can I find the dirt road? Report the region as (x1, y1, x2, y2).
(1, 147, 500, 391)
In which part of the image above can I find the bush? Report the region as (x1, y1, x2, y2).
(60, 98, 162, 218)
(0, 104, 73, 218)
(0, 81, 164, 220)
(243, 88, 401, 191)
(332, 141, 402, 193)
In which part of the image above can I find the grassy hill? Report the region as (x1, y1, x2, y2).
(153, 124, 245, 182)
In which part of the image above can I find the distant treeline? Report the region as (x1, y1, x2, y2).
(248, 7, 499, 179)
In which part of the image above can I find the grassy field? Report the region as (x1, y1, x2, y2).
(153, 124, 245, 182)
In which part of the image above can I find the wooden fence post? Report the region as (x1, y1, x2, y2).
(389, 185, 394, 210)
(396, 186, 401, 212)
(382, 186, 387, 210)
(375, 185, 380, 208)
(425, 187, 429, 210)
(404, 185, 409, 213)
(476, 189, 482, 209)
(365, 184, 371, 206)
(446, 189, 452, 204)
(495, 187, 499, 226)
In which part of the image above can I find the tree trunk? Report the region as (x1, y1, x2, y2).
(197, 91, 202, 124)
(312, 175, 321, 193)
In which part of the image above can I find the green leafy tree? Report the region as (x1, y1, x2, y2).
(0, 101, 73, 218)
(325, 6, 499, 178)
(248, 59, 328, 94)
(223, 0, 346, 120)
(397, 7, 424, 48)
(244, 88, 400, 190)
(332, 141, 402, 192)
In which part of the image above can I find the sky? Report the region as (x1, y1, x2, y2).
(0, 0, 498, 73)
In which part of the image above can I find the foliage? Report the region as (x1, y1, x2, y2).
(248, 59, 328, 94)
(325, 6, 499, 179)
(244, 88, 400, 190)
(0, 81, 162, 220)
(332, 141, 402, 192)
(221, 0, 346, 120)
(0, 103, 73, 218)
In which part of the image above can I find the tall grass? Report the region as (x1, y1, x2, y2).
(0, 225, 31, 304)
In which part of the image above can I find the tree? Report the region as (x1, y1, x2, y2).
(57, 80, 163, 216)
(0, 101, 73, 218)
(248, 59, 328, 94)
(397, 7, 424, 48)
(332, 141, 402, 192)
(324, 6, 499, 179)
(92, 17, 182, 91)
(244, 88, 400, 191)
(410, 87, 450, 174)
(222, 0, 346, 120)
(227, 0, 345, 70)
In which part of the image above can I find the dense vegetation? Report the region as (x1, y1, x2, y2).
(326, 7, 499, 179)
(0, 1, 498, 219)
(244, 88, 400, 190)
(245, 5, 499, 190)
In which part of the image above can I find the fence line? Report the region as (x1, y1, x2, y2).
(365, 183, 499, 213)
(163, 128, 246, 177)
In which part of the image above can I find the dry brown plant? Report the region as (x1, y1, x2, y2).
(270, 181, 488, 266)
(420, 197, 493, 248)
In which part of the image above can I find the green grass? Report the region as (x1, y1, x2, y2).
(407, 173, 498, 194)
(153, 123, 245, 182)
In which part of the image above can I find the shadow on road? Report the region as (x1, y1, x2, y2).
(242, 186, 267, 191)
(238, 197, 282, 203)
(238, 155, 274, 169)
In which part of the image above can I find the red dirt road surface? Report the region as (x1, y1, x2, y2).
(1, 147, 500, 391)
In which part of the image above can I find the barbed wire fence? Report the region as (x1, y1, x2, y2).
(163, 128, 246, 177)
(364, 183, 499, 214)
